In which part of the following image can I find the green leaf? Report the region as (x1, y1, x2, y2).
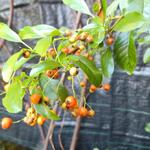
(39, 75, 68, 102)
(34, 103, 60, 120)
(62, 0, 93, 16)
(0, 22, 22, 42)
(2, 51, 23, 82)
(68, 55, 102, 86)
(101, 48, 114, 77)
(114, 32, 136, 74)
(119, 0, 144, 14)
(144, 0, 150, 19)
(14, 54, 36, 71)
(19, 24, 60, 40)
(34, 37, 52, 56)
(145, 122, 150, 133)
(106, 0, 120, 16)
(83, 17, 105, 44)
(113, 12, 144, 32)
(143, 48, 150, 64)
(30, 59, 60, 77)
(2, 79, 25, 113)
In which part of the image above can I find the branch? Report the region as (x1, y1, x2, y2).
(69, 78, 87, 150)
(43, 73, 66, 150)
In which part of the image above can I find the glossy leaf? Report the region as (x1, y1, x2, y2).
(34, 103, 60, 120)
(39, 75, 68, 102)
(83, 17, 105, 44)
(0, 22, 22, 42)
(14, 54, 36, 71)
(2, 79, 25, 113)
(113, 12, 144, 32)
(101, 48, 114, 77)
(19, 24, 60, 39)
(30, 59, 60, 77)
(68, 55, 102, 86)
(144, 0, 150, 19)
(34, 37, 52, 56)
(62, 0, 93, 16)
(114, 32, 136, 74)
(143, 48, 150, 64)
(2, 51, 23, 82)
(119, 0, 144, 14)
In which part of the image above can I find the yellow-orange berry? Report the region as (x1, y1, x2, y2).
(30, 94, 41, 104)
(1, 117, 13, 129)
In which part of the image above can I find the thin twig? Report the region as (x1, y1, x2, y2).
(69, 78, 87, 150)
(0, 0, 14, 48)
(44, 73, 66, 150)
(58, 112, 66, 150)
(38, 125, 45, 143)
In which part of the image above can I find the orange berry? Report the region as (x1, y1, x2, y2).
(37, 116, 46, 125)
(23, 51, 30, 58)
(65, 30, 72, 36)
(106, 37, 114, 46)
(80, 81, 86, 87)
(89, 85, 97, 93)
(65, 96, 78, 109)
(79, 45, 85, 51)
(47, 48, 56, 57)
(74, 50, 81, 56)
(78, 107, 88, 117)
(62, 47, 69, 54)
(86, 35, 93, 43)
(30, 94, 41, 104)
(79, 32, 88, 41)
(103, 84, 111, 91)
(1, 117, 13, 129)
(88, 109, 95, 117)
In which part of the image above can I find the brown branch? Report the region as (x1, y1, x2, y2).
(44, 73, 66, 150)
(0, 0, 14, 48)
(69, 78, 87, 150)
(38, 125, 45, 143)
(58, 112, 66, 150)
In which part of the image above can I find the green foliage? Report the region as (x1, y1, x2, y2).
(83, 17, 105, 44)
(114, 32, 136, 74)
(113, 12, 144, 32)
(34, 37, 52, 56)
(0, 0, 150, 122)
(62, 0, 93, 16)
(69, 55, 102, 86)
(2, 78, 25, 113)
(19, 24, 60, 39)
(39, 75, 68, 102)
(101, 48, 114, 77)
(30, 59, 60, 77)
(34, 103, 60, 120)
(2, 50, 23, 82)
(0, 23, 22, 42)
